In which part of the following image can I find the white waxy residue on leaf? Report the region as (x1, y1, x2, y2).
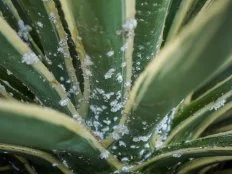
(22, 51, 39, 65)
(210, 99, 226, 111)
(106, 50, 114, 57)
(100, 151, 110, 159)
(18, 20, 32, 41)
(122, 19, 137, 34)
(49, 12, 57, 24)
(104, 68, 115, 79)
(59, 98, 70, 106)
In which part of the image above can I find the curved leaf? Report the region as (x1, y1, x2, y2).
(0, 16, 78, 116)
(163, 77, 232, 145)
(162, 0, 182, 45)
(0, 66, 34, 101)
(165, 98, 232, 145)
(109, 0, 232, 160)
(191, 65, 232, 101)
(132, 0, 172, 81)
(172, 73, 232, 128)
(54, 0, 89, 117)
(0, 144, 72, 174)
(0, 0, 43, 57)
(0, 80, 32, 102)
(177, 156, 232, 174)
(166, 0, 207, 42)
(0, 100, 122, 173)
(131, 131, 232, 173)
(60, 0, 135, 137)
(15, 0, 82, 108)
(202, 111, 232, 136)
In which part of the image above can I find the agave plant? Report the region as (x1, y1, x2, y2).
(0, 0, 232, 173)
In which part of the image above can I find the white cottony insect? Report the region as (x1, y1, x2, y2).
(106, 50, 114, 57)
(172, 153, 182, 158)
(112, 124, 129, 140)
(52, 163, 58, 167)
(116, 73, 123, 83)
(18, 20, 32, 41)
(122, 19, 137, 33)
(49, 12, 57, 23)
(104, 68, 115, 79)
(100, 151, 110, 159)
(22, 51, 39, 65)
(132, 134, 151, 142)
(59, 98, 70, 106)
(83, 55, 93, 66)
(210, 99, 226, 111)
(37, 21, 43, 28)
(6, 70, 13, 75)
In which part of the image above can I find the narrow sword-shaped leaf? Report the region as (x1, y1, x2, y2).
(15, 0, 82, 108)
(191, 65, 232, 101)
(0, 0, 43, 57)
(0, 16, 78, 116)
(150, 73, 232, 148)
(132, 0, 172, 81)
(166, 0, 207, 42)
(0, 80, 32, 102)
(201, 111, 232, 136)
(0, 100, 123, 173)
(131, 131, 232, 173)
(60, 0, 135, 137)
(162, 0, 182, 45)
(0, 66, 35, 101)
(164, 93, 232, 145)
(177, 156, 232, 174)
(181, 0, 208, 27)
(110, 0, 232, 160)
(0, 144, 72, 174)
(171, 73, 232, 130)
(53, 0, 91, 117)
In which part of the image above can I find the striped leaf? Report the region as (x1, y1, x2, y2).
(109, 0, 232, 160)
(0, 144, 70, 174)
(0, 16, 78, 116)
(14, 0, 81, 108)
(132, 0, 172, 81)
(0, 100, 123, 173)
(58, 0, 135, 137)
(130, 131, 232, 173)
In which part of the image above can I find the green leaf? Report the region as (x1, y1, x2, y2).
(0, 16, 78, 116)
(181, 0, 208, 27)
(132, 0, 172, 81)
(169, 73, 232, 134)
(130, 131, 232, 174)
(0, 79, 32, 102)
(162, 0, 182, 45)
(0, 66, 34, 101)
(54, 0, 90, 117)
(177, 156, 232, 174)
(110, 0, 232, 160)
(191, 65, 232, 101)
(164, 93, 232, 145)
(0, 144, 72, 174)
(60, 0, 135, 137)
(15, 0, 81, 108)
(0, 0, 43, 57)
(0, 100, 122, 173)
(166, 0, 207, 42)
(201, 112, 232, 136)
